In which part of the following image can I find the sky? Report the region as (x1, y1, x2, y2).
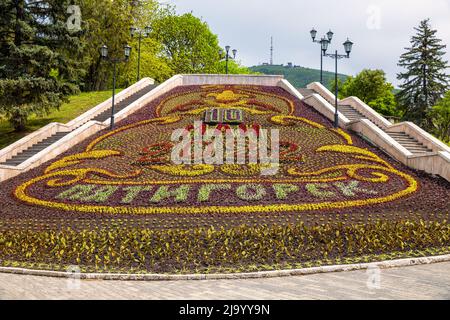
(166, 0, 450, 86)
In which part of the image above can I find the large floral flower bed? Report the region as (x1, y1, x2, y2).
(0, 85, 449, 274)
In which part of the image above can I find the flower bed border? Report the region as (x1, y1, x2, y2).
(1, 253, 449, 281)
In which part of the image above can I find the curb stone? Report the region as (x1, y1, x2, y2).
(0, 254, 449, 281)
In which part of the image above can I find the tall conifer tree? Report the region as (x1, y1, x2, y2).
(0, 0, 84, 131)
(397, 19, 449, 129)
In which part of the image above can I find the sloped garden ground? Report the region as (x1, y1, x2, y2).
(0, 85, 449, 274)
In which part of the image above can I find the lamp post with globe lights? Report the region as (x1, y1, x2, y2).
(310, 28, 334, 84)
(130, 26, 152, 82)
(100, 44, 132, 129)
(219, 46, 237, 74)
(322, 38, 354, 128)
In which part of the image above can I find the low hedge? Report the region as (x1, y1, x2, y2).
(0, 219, 449, 273)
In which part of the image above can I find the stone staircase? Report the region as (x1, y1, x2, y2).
(1, 84, 157, 167)
(385, 131, 433, 154)
(337, 104, 365, 122)
(91, 84, 157, 123)
(301, 86, 434, 156)
(297, 88, 316, 97)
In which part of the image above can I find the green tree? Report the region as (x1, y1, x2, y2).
(397, 19, 449, 129)
(332, 69, 399, 117)
(152, 13, 222, 74)
(79, 0, 135, 91)
(330, 78, 344, 98)
(120, 39, 173, 86)
(429, 91, 450, 143)
(119, 0, 174, 86)
(217, 59, 255, 75)
(0, 0, 84, 131)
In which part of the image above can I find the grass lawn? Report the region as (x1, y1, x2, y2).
(0, 89, 122, 149)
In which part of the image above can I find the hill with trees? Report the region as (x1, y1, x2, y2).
(250, 64, 348, 89)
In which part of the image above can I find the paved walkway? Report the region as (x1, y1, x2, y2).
(0, 262, 449, 300)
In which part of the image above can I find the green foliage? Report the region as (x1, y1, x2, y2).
(334, 69, 400, 117)
(1, 219, 449, 273)
(79, 0, 135, 91)
(0, 0, 254, 135)
(250, 65, 348, 89)
(0, 0, 85, 131)
(57, 185, 119, 203)
(397, 19, 449, 129)
(152, 13, 222, 74)
(120, 38, 174, 86)
(430, 91, 450, 142)
(79, 0, 173, 89)
(236, 184, 267, 201)
(150, 185, 190, 203)
(219, 60, 257, 75)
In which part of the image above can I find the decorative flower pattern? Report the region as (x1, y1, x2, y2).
(11, 85, 425, 215)
(0, 84, 448, 274)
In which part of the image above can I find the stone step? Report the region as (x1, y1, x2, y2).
(403, 145, 432, 150)
(8, 158, 31, 162)
(3, 162, 23, 166)
(340, 111, 363, 115)
(404, 148, 433, 152)
(343, 116, 364, 119)
(339, 110, 364, 115)
(386, 131, 408, 136)
(340, 111, 362, 115)
(388, 134, 411, 138)
(342, 113, 363, 117)
(26, 147, 48, 151)
(400, 144, 428, 149)
(409, 150, 433, 154)
(403, 146, 431, 150)
(340, 111, 360, 114)
(344, 116, 365, 120)
(394, 139, 419, 144)
(397, 139, 423, 144)
(338, 105, 357, 109)
(298, 88, 316, 97)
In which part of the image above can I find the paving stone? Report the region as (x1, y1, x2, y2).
(0, 262, 449, 300)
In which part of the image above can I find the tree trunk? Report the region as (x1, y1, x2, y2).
(14, 0, 24, 46)
(10, 110, 27, 132)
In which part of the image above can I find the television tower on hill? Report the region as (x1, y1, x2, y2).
(270, 36, 274, 65)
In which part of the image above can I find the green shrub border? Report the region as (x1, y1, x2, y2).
(0, 219, 449, 274)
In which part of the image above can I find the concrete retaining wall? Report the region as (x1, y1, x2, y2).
(339, 96, 392, 129)
(277, 79, 304, 100)
(304, 83, 450, 182)
(407, 151, 450, 181)
(349, 119, 412, 164)
(0, 121, 108, 181)
(303, 94, 349, 128)
(181, 74, 283, 86)
(307, 82, 336, 105)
